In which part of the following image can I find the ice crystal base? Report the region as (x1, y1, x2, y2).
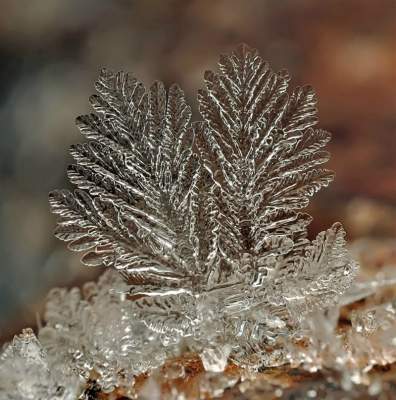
(1, 45, 395, 399)
(2, 264, 396, 399)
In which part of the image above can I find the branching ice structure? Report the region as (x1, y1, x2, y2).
(48, 43, 357, 353)
(3, 45, 396, 399)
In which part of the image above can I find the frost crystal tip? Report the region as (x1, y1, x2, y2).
(49, 44, 358, 372)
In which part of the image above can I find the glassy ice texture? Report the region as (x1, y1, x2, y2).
(0, 328, 81, 399)
(7, 45, 394, 399)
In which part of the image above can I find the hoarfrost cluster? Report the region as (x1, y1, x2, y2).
(1, 45, 396, 399)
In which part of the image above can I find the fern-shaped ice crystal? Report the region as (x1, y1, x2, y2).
(50, 45, 358, 366)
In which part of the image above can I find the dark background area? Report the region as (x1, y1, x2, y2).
(0, 0, 395, 342)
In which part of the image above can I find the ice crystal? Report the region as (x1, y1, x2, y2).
(49, 45, 357, 367)
(0, 328, 81, 399)
(39, 271, 176, 393)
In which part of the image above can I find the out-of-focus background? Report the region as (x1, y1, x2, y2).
(0, 0, 395, 342)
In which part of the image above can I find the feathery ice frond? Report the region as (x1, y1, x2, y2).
(50, 45, 358, 368)
(197, 45, 332, 261)
(50, 69, 201, 291)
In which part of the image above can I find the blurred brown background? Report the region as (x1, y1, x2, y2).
(0, 0, 395, 342)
